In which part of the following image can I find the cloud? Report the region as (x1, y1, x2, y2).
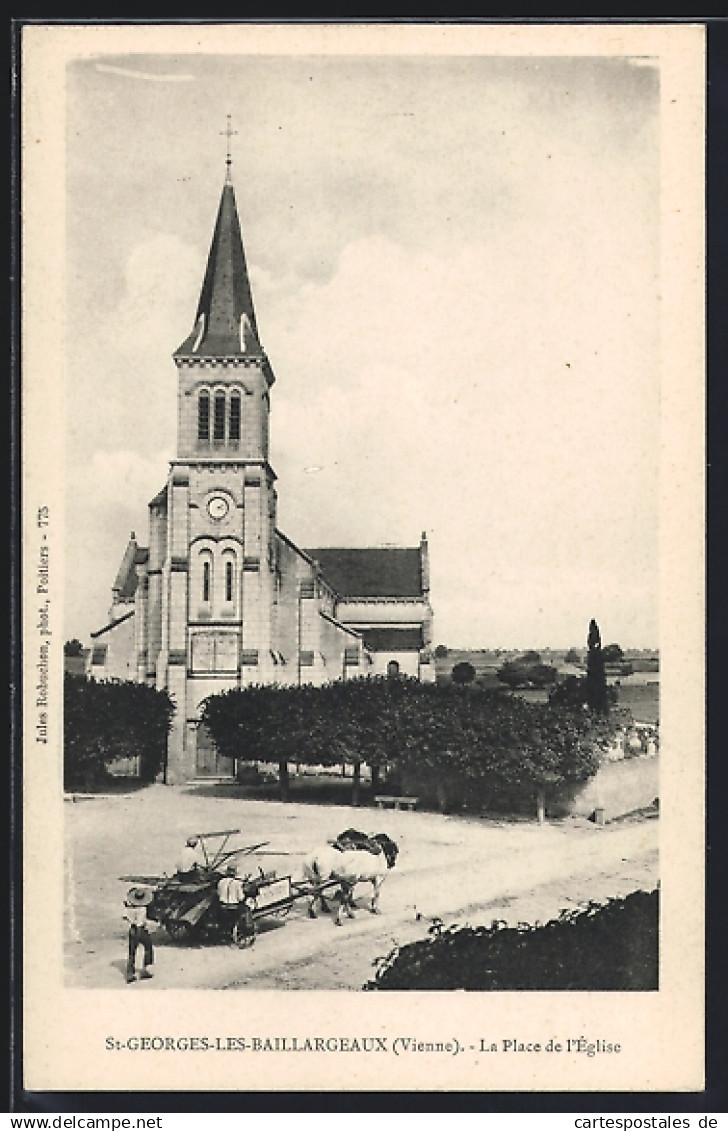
(117, 235, 201, 351)
(268, 229, 659, 648)
(95, 64, 195, 83)
(271, 229, 658, 482)
(66, 448, 173, 638)
(68, 235, 199, 461)
(69, 449, 173, 509)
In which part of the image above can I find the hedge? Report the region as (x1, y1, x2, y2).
(365, 889, 659, 990)
(200, 677, 620, 813)
(64, 674, 175, 790)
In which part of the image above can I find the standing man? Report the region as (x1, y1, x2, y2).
(123, 888, 154, 984)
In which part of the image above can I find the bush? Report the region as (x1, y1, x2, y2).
(365, 889, 658, 990)
(549, 675, 618, 713)
(496, 660, 558, 689)
(451, 661, 476, 685)
(64, 674, 175, 790)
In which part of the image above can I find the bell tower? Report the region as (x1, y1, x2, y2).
(156, 134, 280, 782)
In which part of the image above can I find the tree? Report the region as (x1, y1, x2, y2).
(434, 644, 449, 659)
(64, 638, 84, 657)
(564, 648, 581, 665)
(496, 661, 525, 689)
(497, 659, 557, 690)
(602, 643, 624, 664)
(585, 619, 609, 715)
(63, 675, 175, 789)
(451, 661, 476, 685)
(549, 675, 587, 710)
(200, 678, 401, 803)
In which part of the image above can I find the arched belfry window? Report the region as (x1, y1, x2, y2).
(213, 392, 226, 442)
(229, 392, 241, 442)
(198, 391, 210, 441)
(202, 559, 211, 603)
(225, 558, 234, 603)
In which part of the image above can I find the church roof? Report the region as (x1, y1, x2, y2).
(111, 534, 148, 602)
(175, 182, 264, 360)
(305, 547, 424, 599)
(112, 534, 141, 601)
(319, 610, 363, 638)
(148, 486, 167, 510)
(360, 627, 424, 652)
(90, 609, 135, 639)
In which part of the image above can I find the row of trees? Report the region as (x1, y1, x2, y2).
(64, 674, 175, 790)
(445, 622, 625, 699)
(438, 642, 626, 663)
(441, 640, 627, 689)
(200, 672, 621, 817)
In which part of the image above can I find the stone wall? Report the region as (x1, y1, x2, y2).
(550, 753, 659, 821)
(399, 753, 659, 821)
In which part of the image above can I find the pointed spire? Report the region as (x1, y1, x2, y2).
(175, 178, 263, 359)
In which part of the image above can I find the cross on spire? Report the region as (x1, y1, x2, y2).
(221, 114, 238, 182)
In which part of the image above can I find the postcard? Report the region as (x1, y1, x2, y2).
(21, 22, 705, 1094)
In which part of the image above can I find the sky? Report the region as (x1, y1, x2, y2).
(64, 50, 661, 650)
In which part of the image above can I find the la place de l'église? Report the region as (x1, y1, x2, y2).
(86, 157, 435, 784)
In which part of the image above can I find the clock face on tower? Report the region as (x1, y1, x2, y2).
(206, 494, 230, 521)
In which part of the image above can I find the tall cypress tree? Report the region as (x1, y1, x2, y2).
(585, 618, 609, 714)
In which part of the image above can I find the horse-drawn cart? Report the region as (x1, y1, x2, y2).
(120, 828, 343, 948)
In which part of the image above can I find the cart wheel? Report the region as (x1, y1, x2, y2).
(165, 919, 191, 942)
(232, 909, 256, 949)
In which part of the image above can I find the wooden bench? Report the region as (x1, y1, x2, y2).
(374, 794, 419, 811)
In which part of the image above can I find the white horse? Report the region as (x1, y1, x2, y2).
(301, 832, 399, 926)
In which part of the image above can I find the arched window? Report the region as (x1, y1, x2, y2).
(202, 559, 211, 603)
(225, 558, 234, 603)
(198, 391, 210, 441)
(387, 660, 400, 679)
(214, 392, 226, 441)
(229, 392, 241, 442)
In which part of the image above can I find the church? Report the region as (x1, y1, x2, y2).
(87, 156, 435, 783)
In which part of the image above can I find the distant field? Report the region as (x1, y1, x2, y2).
(435, 650, 658, 682)
(615, 681, 659, 724)
(508, 680, 659, 724)
(433, 652, 659, 725)
(434, 651, 503, 680)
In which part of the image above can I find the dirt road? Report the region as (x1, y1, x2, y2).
(64, 784, 658, 991)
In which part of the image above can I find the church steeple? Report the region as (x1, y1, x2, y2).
(175, 180, 263, 359)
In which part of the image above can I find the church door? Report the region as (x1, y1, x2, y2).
(195, 723, 234, 778)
